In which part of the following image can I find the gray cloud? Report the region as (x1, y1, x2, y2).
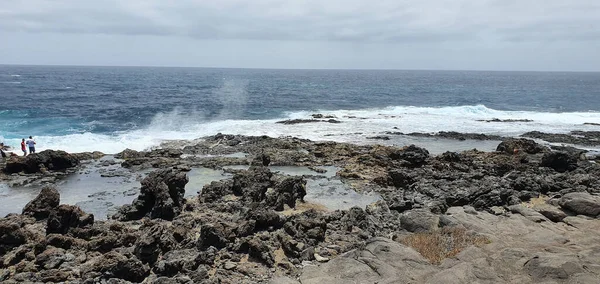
(1, 0, 598, 43)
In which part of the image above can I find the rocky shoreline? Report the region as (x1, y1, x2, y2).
(1, 133, 600, 283)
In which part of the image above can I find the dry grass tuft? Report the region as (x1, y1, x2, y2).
(400, 227, 490, 264)
(523, 195, 549, 208)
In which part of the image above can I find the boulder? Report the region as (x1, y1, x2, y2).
(0, 216, 29, 255)
(265, 176, 307, 211)
(558, 192, 600, 217)
(134, 223, 178, 264)
(496, 138, 546, 154)
(247, 236, 275, 267)
(244, 208, 285, 232)
(4, 150, 79, 174)
(524, 254, 585, 281)
(251, 153, 271, 167)
(540, 151, 578, 173)
(114, 148, 144, 159)
(508, 205, 548, 223)
(71, 151, 105, 161)
(400, 210, 440, 233)
(388, 169, 415, 188)
(153, 249, 200, 277)
(198, 223, 233, 250)
(22, 186, 60, 220)
(113, 168, 189, 221)
(82, 251, 150, 282)
(232, 167, 273, 203)
(35, 247, 67, 270)
(282, 211, 327, 246)
(532, 204, 568, 222)
(390, 145, 430, 167)
(46, 205, 94, 235)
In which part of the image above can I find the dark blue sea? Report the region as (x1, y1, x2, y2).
(1, 65, 599, 153)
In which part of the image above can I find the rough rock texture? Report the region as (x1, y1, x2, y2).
(400, 131, 504, 141)
(400, 209, 440, 232)
(46, 205, 94, 235)
(0, 215, 31, 255)
(558, 192, 600, 217)
(1, 134, 600, 283)
(282, 206, 600, 284)
(522, 130, 600, 147)
(4, 150, 79, 174)
(540, 151, 579, 173)
(496, 138, 547, 154)
(22, 186, 60, 220)
(113, 168, 189, 221)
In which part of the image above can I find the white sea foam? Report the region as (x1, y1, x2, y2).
(5, 105, 599, 154)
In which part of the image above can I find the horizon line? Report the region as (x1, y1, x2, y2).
(1, 63, 598, 73)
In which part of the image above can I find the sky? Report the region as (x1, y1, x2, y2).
(0, 0, 599, 71)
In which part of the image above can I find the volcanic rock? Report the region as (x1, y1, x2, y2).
(4, 150, 79, 174)
(22, 186, 60, 220)
(46, 205, 94, 235)
(558, 192, 600, 217)
(113, 168, 189, 221)
(540, 151, 578, 173)
(496, 138, 547, 154)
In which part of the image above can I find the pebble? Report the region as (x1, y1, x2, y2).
(224, 261, 237, 270)
(314, 253, 330, 263)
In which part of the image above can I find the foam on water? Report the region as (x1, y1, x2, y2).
(2, 105, 599, 154)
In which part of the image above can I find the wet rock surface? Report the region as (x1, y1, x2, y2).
(395, 131, 504, 141)
(0, 134, 599, 283)
(522, 130, 600, 146)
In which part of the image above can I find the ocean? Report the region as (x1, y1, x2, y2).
(1, 65, 599, 154)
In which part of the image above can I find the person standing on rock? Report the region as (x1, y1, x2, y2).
(21, 138, 27, 156)
(26, 136, 36, 154)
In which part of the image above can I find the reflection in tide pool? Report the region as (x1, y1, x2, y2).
(304, 178, 381, 211)
(0, 162, 381, 220)
(223, 165, 381, 210)
(185, 168, 231, 196)
(0, 157, 146, 220)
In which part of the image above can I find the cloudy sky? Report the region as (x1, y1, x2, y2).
(0, 0, 598, 71)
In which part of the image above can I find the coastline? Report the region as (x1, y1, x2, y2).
(1, 132, 600, 283)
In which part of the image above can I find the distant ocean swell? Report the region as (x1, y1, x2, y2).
(1, 105, 599, 154)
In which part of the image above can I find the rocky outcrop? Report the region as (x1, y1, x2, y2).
(540, 151, 578, 172)
(22, 186, 60, 220)
(390, 144, 430, 167)
(558, 192, 600, 217)
(1, 134, 600, 283)
(400, 210, 440, 232)
(294, 238, 436, 284)
(400, 131, 504, 141)
(4, 150, 79, 174)
(114, 148, 144, 159)
(46, 205, 94, 235)
(201, 167, 307, 212)
(81, 251, 150, 282)
(496, 138, 547, 154)
(276, 119, 341, 125)
(0, 215, 31, 255)
(522, 130, 600, 146)
(112, 168, 189, 221)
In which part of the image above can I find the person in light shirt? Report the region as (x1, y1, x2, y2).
(26, 136, 36, 154)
